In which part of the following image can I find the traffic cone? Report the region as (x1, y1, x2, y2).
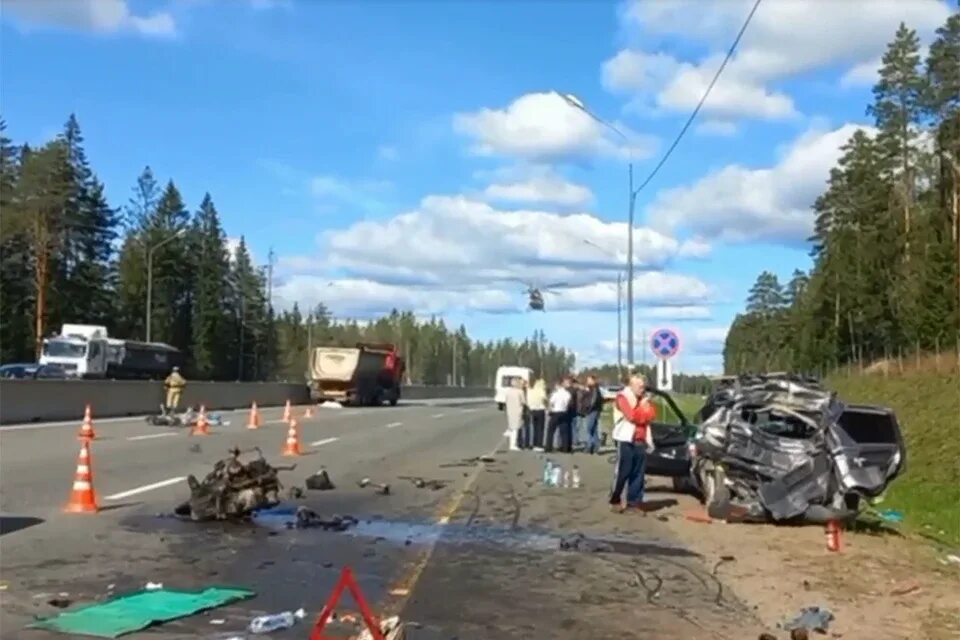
(77, 404, 96, 441)
(303, 405, 314, 419)
(191, 406, 210, 436)
(247, 402, 261, 430)
(281, 418, 302, 456)
(64, 440, 98, 513)
(282, 400, 292, 424)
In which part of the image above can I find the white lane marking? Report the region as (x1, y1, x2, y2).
(127, 433, 178, 441)
(431, 413, 445, 419)
(385, 422, 403, 429)
(461, 409, 477, 414)
(310, 437, 339, 447)
(104, 476, 186, 501)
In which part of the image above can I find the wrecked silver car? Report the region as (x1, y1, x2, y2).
(691, 374, 906, 524)
(175, 447, 292, 521)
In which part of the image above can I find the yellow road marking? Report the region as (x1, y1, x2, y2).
(381, 435, 504, 617)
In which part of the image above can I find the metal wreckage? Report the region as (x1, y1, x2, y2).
(175, 447, 291, 521)
(691, 374, 906, 524)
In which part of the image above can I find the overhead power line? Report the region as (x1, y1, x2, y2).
(632, 0, 763, 195)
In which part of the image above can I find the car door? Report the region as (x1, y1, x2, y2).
(644, 391, 695, 477)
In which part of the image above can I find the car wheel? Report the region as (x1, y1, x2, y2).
(671, 475, 695, 494)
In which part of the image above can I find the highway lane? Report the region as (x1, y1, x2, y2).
(0, 403, 506, 638)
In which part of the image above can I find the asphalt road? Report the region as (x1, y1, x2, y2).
(0, 403, 757, 639)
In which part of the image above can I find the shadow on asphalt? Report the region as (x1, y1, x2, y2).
(0, 515, 45, 536)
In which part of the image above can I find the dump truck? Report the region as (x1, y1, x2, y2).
(309, 342, 405, 406)
(39, 323, 184, 379)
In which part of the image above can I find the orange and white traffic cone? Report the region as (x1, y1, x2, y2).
(282, 400, 292, 424)
(826, 519, 842, 552)
(247, 402, 261, 430)
(77, 404, 96, 441)
(303, 405, 314, 419)
(64, 439, 99, 513)
(281, 418, 302, 457)
(191, 406, 210, 436)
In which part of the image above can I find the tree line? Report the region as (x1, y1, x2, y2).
(0, 116, 575, 383)
(725, 14, 960, 374)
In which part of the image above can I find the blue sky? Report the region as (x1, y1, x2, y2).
(1, 0, 954, 373)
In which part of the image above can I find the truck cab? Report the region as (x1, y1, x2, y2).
(39, 324, 111, 378)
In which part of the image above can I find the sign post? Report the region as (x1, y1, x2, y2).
(650, 328, 680, 391)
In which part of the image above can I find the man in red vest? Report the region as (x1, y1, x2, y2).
(609, 373, 656, 512)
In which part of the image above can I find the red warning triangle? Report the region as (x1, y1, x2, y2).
(310, 566, 386, 640)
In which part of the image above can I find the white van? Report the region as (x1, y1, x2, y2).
(494, 365, 534, 410)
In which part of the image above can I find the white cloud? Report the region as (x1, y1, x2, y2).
(608, 0, 950, 120)
(647, 122, 877, 244)
(317, 194, 704, 287)
(691, 326, 730, 355)
(483, 172, 594, 209)
(545, 274, 711, 311)
(1, 0, 176, 37)
(840, 57, 883, 87)
(454, 92, 657, 162)
(376, 145, 399, 161)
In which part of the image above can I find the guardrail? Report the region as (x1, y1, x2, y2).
(0, 381, 492, 424)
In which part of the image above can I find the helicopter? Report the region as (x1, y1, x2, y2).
(519, 280, 568, 311)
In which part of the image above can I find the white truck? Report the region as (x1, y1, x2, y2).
(39, 323, 183, 380)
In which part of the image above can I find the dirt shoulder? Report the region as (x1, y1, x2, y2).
(646, 477, 960, 640)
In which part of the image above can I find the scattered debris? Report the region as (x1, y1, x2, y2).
(321, 401, 344, 409)
(782, 606, 834, 634)
(758, 634, 778, 640)
(248, 607, 306, 634)
(209, 618, 225, 625)
(357, 615, 406, 640)
(889, 580, 921, 597)
(693, 374, 905, 524)
(47, 597, 72, 609)
(358, 478, 391, 495)
(558, 533, 614, 554)
(945, 554, 960, 565)
(175, 447, 293, 521)
(145, 582, 163, 591)
(876, 508, 904, 523)
(306, 469, 336, 491)
(287, 486, 305, 500)
(399, 476, 447, 491)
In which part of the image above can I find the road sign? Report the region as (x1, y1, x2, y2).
(650, 328, 680, 360)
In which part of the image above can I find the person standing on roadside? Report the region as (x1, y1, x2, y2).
(578, 375, 605, 454)
(164, 366, 186, 413)
(568, 376, 583, 449)
(546, 377, 574, 453)
(609, 373, 656, 512)
(527, 378, 547, 450)
(503, 377, 527, 452)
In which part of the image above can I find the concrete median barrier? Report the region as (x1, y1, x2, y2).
(0, 380, 492, 424)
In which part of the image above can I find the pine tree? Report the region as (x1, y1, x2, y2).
(0, 120, 35, 362)
(12, 141, 71, 357)
(230, 237, 267, 380)
(745, 271, 784, 314)
(146, 181, 191, 346)
(116, 167, 162, 339)
(190, 194, 232, 378)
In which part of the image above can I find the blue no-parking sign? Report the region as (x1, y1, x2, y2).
(650, 328, 680, 360)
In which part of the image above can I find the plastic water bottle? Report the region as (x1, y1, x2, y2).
(542, 460, 553, 485)
(563, 469, 572, 488)
(572, 466, 581, 489)
(248, 609, 305, 634)
(551, 464, 562, 487)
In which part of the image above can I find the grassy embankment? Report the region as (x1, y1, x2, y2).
(827, 366, 960, 547)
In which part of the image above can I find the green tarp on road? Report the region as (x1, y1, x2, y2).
(27, 586, 255, 638)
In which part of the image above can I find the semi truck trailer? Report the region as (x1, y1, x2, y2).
(309, 342, 404, 406)
(39, 323, 184, 380)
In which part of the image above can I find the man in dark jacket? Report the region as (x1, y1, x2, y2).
(577, 375, 605, 454)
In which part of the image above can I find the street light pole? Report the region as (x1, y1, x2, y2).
(146, 229, 186, 343)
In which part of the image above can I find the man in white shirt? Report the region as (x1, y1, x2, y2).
(545, 377, 574, 453)
(503, 378, 527, 451)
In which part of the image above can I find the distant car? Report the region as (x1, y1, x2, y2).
(600, 385, 623, 401)
(0, 362, 70, 380)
